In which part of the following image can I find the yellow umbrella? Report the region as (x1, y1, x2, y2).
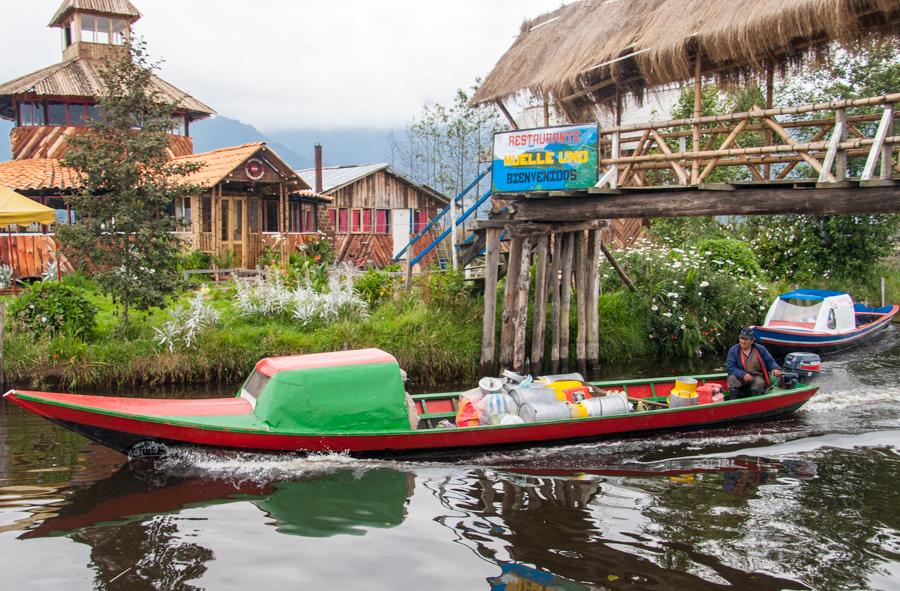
(0, 184, 56, 226)
(0, 184, 59, 289)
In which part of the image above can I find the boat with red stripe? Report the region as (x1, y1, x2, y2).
(3, 348, 819, 457)
(754, 289, 898, 357)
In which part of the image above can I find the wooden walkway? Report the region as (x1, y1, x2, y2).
(479, 93, 900, 378)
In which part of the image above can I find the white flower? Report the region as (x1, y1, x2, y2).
(699, 281, 709, 288)
(680, 324, 686, 329)
(663, 312, 673, 318)
(651, 305, 659, 311)
(40, 315, 47, 323)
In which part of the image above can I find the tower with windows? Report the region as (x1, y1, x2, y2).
(0, 0, 214, 160)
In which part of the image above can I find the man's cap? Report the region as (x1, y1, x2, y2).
(740, 327, 756, 339)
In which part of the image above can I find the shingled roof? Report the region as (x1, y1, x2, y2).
(0, 158, 82, 193)
(49, 0, 141, 27)
(0, 58, 215, 122)
(297, 163, 449, 204)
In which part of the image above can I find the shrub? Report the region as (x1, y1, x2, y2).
(354, 268, 397, 309)
(153, 291, 221, 352)
(696, 238, 762, 278)
(179, 250, 212, 271)
(417, 269, 474, 313)
(9, 282, 97, 340)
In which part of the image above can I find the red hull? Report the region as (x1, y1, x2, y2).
(5, 386, 818, 456)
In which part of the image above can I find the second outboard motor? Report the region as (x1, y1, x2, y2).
(783, 353, 821, 384)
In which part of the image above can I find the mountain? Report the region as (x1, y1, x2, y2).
(0, 120, 10, 161)
(0, 116, 397, 171)
(264, 128, 396, 169)
(190, 116, 312, 169)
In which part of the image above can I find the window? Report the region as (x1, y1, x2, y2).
(828, 309, 837, 330)
(175, 197, 191, 230)
(47, 102, 67, 126)
(351, 209, 362, 233)
(263, 199, 279, 232)
(302, 203, 316, 232)
(111, 18, 127, 45)
(81, 14, 97, 42)
(362, 209, 372, 234)
(414, 210, 428, 234)
(328, 208, 336, 231)
(95, 16, 110, 44)
(17, 102, 45, 127)
(86, 104, 103, 123)
(338, 208, 349, 234)
(63, 23, 73, 48)
(220, 201, 229, 241)
(375, 209, 390, 234)
(202, 197, 212, 233)
(233, 201, 243, 241)
(170, 115, 187, 136)
(289, 200, 302, 233)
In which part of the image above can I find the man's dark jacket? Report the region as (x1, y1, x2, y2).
(726, 343, 780, 381)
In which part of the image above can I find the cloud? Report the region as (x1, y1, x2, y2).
(1, 0, 570, 130)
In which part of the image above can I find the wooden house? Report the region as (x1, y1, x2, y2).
(298, 149, 450, 268)
(0, 1, 333, 276)
(0, 0, 214, 161)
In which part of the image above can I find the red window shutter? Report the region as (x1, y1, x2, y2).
(338, 209, 349, 233)
(362, 210, 372, 233)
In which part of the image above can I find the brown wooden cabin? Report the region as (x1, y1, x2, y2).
(172, 142, 331, 269)
(298, 161, 450, 269)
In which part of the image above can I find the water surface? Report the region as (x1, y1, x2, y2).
(1, 327, 898, 590)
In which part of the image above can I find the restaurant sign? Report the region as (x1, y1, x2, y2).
(492, 124, 599, 193)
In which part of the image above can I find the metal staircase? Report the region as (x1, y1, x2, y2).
(393, 166, 494, 272)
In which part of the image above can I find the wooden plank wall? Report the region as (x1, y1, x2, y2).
(328, 170, 442, 210)
(11, 126, 193, 160)
(0, 234, 74, 278)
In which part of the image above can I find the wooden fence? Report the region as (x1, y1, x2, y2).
(596, 94, 899, 189)
(0, 234, 73, 279)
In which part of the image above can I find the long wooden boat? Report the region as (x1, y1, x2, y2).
(754, 289, 898, 357)
(3, 349, 818, 457)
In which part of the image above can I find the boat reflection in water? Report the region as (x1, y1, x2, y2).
(20, 454, 820, 590)
(439, 457, 819, 591)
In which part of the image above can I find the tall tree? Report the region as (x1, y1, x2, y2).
(59, 39, 200, 331)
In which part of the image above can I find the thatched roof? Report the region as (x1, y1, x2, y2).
(0, 57, 215, 122)
(472, 0, 900, 120)
(49, 0, 141, 27)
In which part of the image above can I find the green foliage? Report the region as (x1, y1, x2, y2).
(696, 239, 762, 278)
(9, 282, 97, 340)
(602, 241, 771, 359)
(354, 268, 398, 308)
(744, 214, 900, 284)
(597, 291, 650, 362)
(58, 40, 200, 330)
(648, 217, 725, 246)
(178, 250, 212, 271)
(416, 269, 475, 314)
(297, 236, 335, 266)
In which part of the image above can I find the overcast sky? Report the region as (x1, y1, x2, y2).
(2, 1, 571, 131)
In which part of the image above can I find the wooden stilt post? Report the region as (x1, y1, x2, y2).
(559, 233, 574, 372)
(549, 233, 562, 374)
(513, 237, 533, 374)
(574, 231, 587, 376)
(481, 228, 502, 376)
(586, 230, 602, 373)
(530, 233, 550, 374)
(691, 54, 703, 185)
(500, 235, 523, 371)
(765, 63, 774, 180)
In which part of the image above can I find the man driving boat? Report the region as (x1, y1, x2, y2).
(726, 327, 783, 397)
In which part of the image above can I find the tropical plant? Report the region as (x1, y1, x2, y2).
(354, 268, 397, 309)
(9, 282, 97, 340)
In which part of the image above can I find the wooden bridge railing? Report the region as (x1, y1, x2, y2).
(596, 93, 900, 189)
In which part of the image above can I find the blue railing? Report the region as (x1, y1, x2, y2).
(393, 165, 492, 262)
(408, 188, 492, 269)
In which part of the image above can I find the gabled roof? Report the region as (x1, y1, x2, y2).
(0, 158, 81, 192)
(50, 0, 141, 27)
(297, 163, 449, 204)
(0, 58, 215, 122)
(171, 143, 326, 197)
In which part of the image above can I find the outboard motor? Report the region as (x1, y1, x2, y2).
(783, 353, 821, 384)
(779, 371, 799, 389)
